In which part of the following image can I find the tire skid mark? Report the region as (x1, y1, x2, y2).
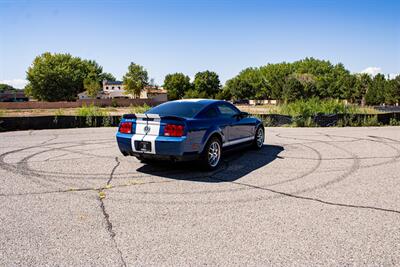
(273, 133, 360, 193)
(263, 143, 322, 187)
(110, 142, 321, 197)
(0, 139, 227, 195)
(2, 131, 399, 214)
(278, 133, 400, 169)
(113, 133, 360, 204)
(324, 134, 400, 169)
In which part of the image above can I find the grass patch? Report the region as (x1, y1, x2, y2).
(270, 98, 379, 117)
(54, 109, 65, 116)
(129, 103, 151, 114)
(76, 104, 109, 117)
(75, 104, 111, 127)
(336, 115, 380, 127)
(267, 99, 381, 127)
(254, 99, 386, 127)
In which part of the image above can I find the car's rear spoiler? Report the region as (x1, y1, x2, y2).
(122, 113, 186, 121)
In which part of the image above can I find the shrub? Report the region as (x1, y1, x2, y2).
(54, 109, 65, 116)
(129, 103, 150, 114)
(271, 98, 379, 117)
(361, 115, 380, 126)
(389, 118, 400, 126)
(102, 116, 112, 127)
(111, 99, 118, 107)
(76, 104, 109, 117)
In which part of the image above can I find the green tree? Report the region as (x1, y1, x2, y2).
(0, 84, 17, 92)
(385, 75, 400, 104)
(122, 62, 149, 98)
(365, 74, 386, 105)
(192, 71, 221, 98)
(0, 83, 18, 93)
(183, 89, 209, 99)
(84, 72, 101, 98)
(351, 73, 372, 105)
(259, 62, 293, 100)
(225, 67, 266, 100)
(393, 75, 400, 104)
(283, 76, 304, 103)
(215, 86, 232, 100)
(26, 52, 105, 101)
(163, 73, 192, 100)
(225, 57, 381, 103)
(99, 72, 116, 82)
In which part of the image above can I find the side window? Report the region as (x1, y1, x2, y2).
(216, 104, 238, 118)
(203, 107, 218, 118)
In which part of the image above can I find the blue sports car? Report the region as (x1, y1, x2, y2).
(116, 99, 264, 169)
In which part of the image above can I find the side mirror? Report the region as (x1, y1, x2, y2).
(233, 112, 249, 120)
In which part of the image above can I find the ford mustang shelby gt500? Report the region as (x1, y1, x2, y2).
(116, 99, 264, 169)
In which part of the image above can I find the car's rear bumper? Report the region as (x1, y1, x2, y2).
(116, 132, 200, 161)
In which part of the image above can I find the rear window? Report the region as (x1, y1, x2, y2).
(146, 101, 206, 118)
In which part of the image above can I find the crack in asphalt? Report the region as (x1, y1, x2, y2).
(97, 155, 127, 267)
(97, 195, 127, 267)
(211, 177, 400, 215)
(107, 157, 120, 185)
(0, 179, 175, 197)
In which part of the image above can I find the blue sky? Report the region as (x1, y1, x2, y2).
(0, 0, 399, 88)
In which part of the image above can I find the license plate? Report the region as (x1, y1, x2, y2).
(136, 141, 151, 152)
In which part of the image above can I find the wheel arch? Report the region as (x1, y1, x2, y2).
(200, 130, 223, 154)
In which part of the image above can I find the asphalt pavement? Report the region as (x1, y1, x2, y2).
(0, 127, 399, 266)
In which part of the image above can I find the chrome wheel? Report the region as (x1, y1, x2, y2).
(208, 141, 221, 167)
(256, 127, 264, 148)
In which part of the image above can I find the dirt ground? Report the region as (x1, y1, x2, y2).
(0, 105, 274, 117)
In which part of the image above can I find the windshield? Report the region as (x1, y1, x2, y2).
(146, 101, 206, 118)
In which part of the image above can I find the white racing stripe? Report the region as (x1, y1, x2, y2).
(131, 114, 161, 154)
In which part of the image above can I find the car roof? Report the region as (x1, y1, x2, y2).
(172, 99, 225, 106)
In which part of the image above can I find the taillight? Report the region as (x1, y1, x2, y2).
(119, 122, 132, 134)
(164, 124, 184, 137)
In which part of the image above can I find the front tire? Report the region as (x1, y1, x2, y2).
(201, 137, 222, 170)
(252, 126, 265, 149)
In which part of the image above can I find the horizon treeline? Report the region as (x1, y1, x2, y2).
(165, 58, 400, 105)
(16, 53, 400, 105)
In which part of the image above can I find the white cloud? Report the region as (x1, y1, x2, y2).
(0, 79, 28, 89)
(360, 67, 382, 76)
(389, 73, 399, 79)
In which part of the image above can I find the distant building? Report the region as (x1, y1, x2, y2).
(77, 91, 105, 100)
(140, 86, 168, 102)
(103, 80, 124, 92)
(77, 80, 167, 101)
(102, 80, 129, 99)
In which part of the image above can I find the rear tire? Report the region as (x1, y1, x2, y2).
(252, 126, 264, 149)
(201, 136, 222, 170)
